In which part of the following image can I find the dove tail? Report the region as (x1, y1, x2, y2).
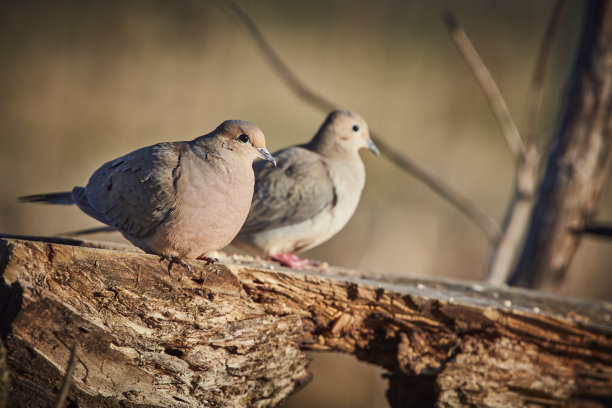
(63, 226, 116, 236)
(19, 191, 75, 205)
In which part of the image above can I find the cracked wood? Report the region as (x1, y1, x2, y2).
(1, 235, 611, 407)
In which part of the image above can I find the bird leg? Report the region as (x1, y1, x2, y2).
(270, 253, 317, 270)
(160, 255, 191, 273)
(196, 256, 219, 265)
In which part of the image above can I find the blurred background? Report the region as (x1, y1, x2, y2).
(1, 0, 610, 406)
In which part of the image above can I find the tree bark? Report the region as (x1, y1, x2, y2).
(1, 235, 611, 407)
(511, 0, 612, 289)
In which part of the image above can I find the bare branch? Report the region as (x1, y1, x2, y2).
(511, 0, 612, 289)
(485, 2, 565, 285)
(54, 341, 79, 408)
(443, 13, 525, 159)
(215, 0, 336, 112)
(215, 0, 501, 241)
(522, 0, 566, 143)
(486, 144, 539, 284)
(374, 137, 501, 241)
(583, 222, 612, 238)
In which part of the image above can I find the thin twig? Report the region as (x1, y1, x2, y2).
(582, 222, 612, 237)
(215, 0, 501, 241)
(54, 341, 79, 408)
(443, 13, 525, 159)
(215, 0, 336, 112)
(485, 144, 539, 284)
(373, 137, 501, 240)
(522, 0, 566, 143)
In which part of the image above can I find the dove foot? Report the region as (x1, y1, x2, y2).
(196, 256, 219, 265)
(160, 255, 191, 273)
(271, 253, 318, 270)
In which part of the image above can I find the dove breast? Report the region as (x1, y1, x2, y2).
(234, 146, 366, 256)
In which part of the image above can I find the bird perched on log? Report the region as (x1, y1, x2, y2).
(232, 110, 378, 269)
(20, 120, 276, 270)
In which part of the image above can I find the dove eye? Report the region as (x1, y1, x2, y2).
(352, 124, 360, 132)
(237, 133, 251, 144)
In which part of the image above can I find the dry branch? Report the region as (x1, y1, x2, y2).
(1, 235, 611, 407)
(443, 5, 569, 285)
(443, 13, 524, 159)
(442, 12, 540, 285)
(512, 0, 612, 289)
(484, 142, 539, 285)
(484, 1, 565, 285)
(583, 223, 612, 237)
(522, 0, 566, 144)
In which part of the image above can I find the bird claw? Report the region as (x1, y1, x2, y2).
(160, 255, 191, 273)
(271, 253, 318, 270)
(196, 256, 219, 265)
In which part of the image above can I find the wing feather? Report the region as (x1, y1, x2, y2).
(79, 142, 187, 238)
(239, 147, 335, 234)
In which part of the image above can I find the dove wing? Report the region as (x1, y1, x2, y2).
(239, 147, 336, 234)
(79, 142, 188, 238)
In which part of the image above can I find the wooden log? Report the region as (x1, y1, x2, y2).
(1, 235, 611, 407)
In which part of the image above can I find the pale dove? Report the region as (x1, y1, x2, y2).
(232, 110, 378, 269)
(20, 120, 276, 268)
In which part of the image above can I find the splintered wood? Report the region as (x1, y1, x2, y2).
(0, 236, 611, 407)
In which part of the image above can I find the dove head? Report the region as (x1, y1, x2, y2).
(207, 119, 276, 166)
(308, 110, 379, 157)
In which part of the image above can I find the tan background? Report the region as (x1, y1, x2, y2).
(1, 1, 609, 406)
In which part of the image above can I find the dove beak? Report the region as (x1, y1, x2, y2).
(366, 138, 380, 156)
(256, 147, 276, 166)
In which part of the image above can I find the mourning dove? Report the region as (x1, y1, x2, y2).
(232, 110, 378, 269)
(20, 120, 276, 269)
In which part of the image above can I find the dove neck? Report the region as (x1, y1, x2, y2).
(304, 132, 356, 159)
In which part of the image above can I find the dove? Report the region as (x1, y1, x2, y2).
(232, 110, 378, 269)
(20, 120, 276, 269)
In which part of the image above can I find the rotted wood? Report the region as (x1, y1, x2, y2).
(0, 235, 611, 407)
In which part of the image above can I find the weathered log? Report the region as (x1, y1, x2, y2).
(1, 235, 611, 407)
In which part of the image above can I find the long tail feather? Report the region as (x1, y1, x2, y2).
(61, 226, 116, 237)
(19, 192, 74, 205)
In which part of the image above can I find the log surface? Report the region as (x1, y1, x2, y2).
(1, 235, 611, 407)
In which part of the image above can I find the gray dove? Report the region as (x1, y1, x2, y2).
(20, 120, 276, 269)
(232, 110, 378, 269)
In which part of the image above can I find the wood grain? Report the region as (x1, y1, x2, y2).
(1, 236, 611, 407)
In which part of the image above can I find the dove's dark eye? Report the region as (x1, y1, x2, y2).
(352, 124, 360, 132)
(237, 133, 250, 144)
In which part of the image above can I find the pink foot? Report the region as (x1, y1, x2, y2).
(196, 256, 219, 265)
(271, 253, 316, 270)
(160, 255, 191, 273)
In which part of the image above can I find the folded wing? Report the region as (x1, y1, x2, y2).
(79, 142, 187, 239)
(240, 147, 336, 234)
